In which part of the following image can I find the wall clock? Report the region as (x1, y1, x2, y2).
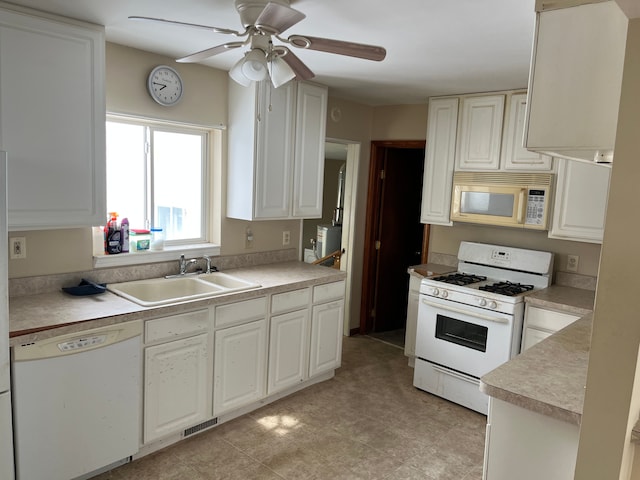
(147, 65, 183, 106)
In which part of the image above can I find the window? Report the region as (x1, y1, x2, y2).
(106, 116, 209, 245)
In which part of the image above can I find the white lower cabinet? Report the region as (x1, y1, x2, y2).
(309, 298, 344, 377)
(214, 318, 268, 416)
(484, 398, 578, 480)
(139, 280, 344, 453)
(268, 309, 310, 394)
(521, 304, 580, 352)
(143, 309, 212, 444)
(309, 281, 345, 377)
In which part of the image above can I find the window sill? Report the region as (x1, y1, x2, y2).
(93, 243, 221, 269)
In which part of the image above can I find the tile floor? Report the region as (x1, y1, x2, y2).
(366, 328, 406, 349)
(95, 335, 486, 480)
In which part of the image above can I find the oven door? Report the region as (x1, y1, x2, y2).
(415, 294, 515, 379)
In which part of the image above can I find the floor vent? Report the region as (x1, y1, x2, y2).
(184, 418, 218, 437)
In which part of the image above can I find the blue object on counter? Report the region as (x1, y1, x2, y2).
(62, 278, 107, 296)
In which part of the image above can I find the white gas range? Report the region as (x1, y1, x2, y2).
(413, 242, 554, 415)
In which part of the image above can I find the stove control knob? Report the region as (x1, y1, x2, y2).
(478, 298, 487, 307)
(489, 301, 498, 309)
(431, 288, 440, 296)
(441, 290, 448, 299)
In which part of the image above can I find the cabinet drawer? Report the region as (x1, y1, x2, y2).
(525, 305, 580, 332)
(271, 288, 310, 314)
(312, 280, 345, 304)
(145, 309, 210, 344)
(215, 297, 267, 328)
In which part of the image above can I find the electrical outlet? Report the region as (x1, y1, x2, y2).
(245, 227, 253, 249)
(282, 230, 290, 246)
(10, 237, 26, 259)
(567, 254, 579, 273)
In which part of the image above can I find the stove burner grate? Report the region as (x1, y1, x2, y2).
(432, 273, 487, 286)
(479, 281, 534, 296)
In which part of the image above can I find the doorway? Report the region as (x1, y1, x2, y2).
(302, 139, 361, 336)
(360, 141, 427, 338)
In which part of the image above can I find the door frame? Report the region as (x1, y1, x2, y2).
(359, 140, 429, 334)
(319, 137, 361, 337)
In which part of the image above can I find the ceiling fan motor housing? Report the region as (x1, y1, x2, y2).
(234, 0, 291, 28)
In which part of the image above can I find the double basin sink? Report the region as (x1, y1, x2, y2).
(107, 272, 261, 307)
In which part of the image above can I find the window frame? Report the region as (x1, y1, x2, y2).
(94, 114, 220, 268)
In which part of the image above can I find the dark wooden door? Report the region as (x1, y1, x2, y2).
(361, 141, 426, 334)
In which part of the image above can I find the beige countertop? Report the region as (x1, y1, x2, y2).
(9, 261, 345, 346)
(480, 314, 592, 425)
(525, 284, 595, 316)
(480, 285, 596, 425)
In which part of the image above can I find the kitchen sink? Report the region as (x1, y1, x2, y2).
(196, 272, 261, 292)
(107, 273, 260, 307)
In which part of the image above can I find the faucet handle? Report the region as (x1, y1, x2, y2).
(203, 255, 212, 274)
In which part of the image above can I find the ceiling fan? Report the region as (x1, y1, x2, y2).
(130, 0, 387, 87)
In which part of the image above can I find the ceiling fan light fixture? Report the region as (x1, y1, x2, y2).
(241, 48, 268, 81)
(229, 55, 252, 86)
(269, 56, 296, 87)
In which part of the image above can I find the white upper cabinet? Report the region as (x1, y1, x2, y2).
(420, 97, 458, 225)
(456, 95, 505, 171)
(502, 94, 552, 170)
(292, 83, 328, 218)
(549, 159, 610, 244)
(227, 80, 327, 220)
(524, 1, 628, 165)
(0, 6, 106, 230)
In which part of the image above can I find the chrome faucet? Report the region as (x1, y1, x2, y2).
(202, 255, 218, 274)
(178, 254, 198, 275)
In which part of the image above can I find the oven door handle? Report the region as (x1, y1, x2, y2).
(420, 298, 509, 324)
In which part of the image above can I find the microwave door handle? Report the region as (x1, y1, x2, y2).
(421, 298, 508, 324)
(516, 189, 526, 224)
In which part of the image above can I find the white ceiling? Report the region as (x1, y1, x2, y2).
(4, 0, 539, 106)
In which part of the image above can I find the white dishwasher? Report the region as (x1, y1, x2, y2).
(12, 321, 142, 480)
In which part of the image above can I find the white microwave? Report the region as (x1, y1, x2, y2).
(450, 172, 554, 230)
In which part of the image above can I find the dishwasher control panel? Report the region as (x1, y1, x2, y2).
(13, 322, 142, 361)
(58, 334, 107, 352)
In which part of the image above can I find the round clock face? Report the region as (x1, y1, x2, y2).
(148, 66, 183, 106)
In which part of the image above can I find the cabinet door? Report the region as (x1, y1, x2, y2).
(292, 82, 328, 218)
(456, 95, 505, 171)
(268, 309, 310, 395)
(254, 81, 296, 219)
(144, 333, 211, 443)
(524, 2, 627, 162)
(309, 300, 344, 377)
(0, 8, 106, 229)
(214, 319, 267, 416)
(502, 94, 552, 171)
(420, 97, 458, 225)
(549, 159, 610, 243)
(404, 276, 421, 358)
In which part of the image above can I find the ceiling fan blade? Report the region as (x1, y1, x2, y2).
(254, 2, 305, 34)
(279, 49, 315, 81)
(176, 41, 245, 63)
(288, 35, 386, 61)
(129, 16, 242, 36)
